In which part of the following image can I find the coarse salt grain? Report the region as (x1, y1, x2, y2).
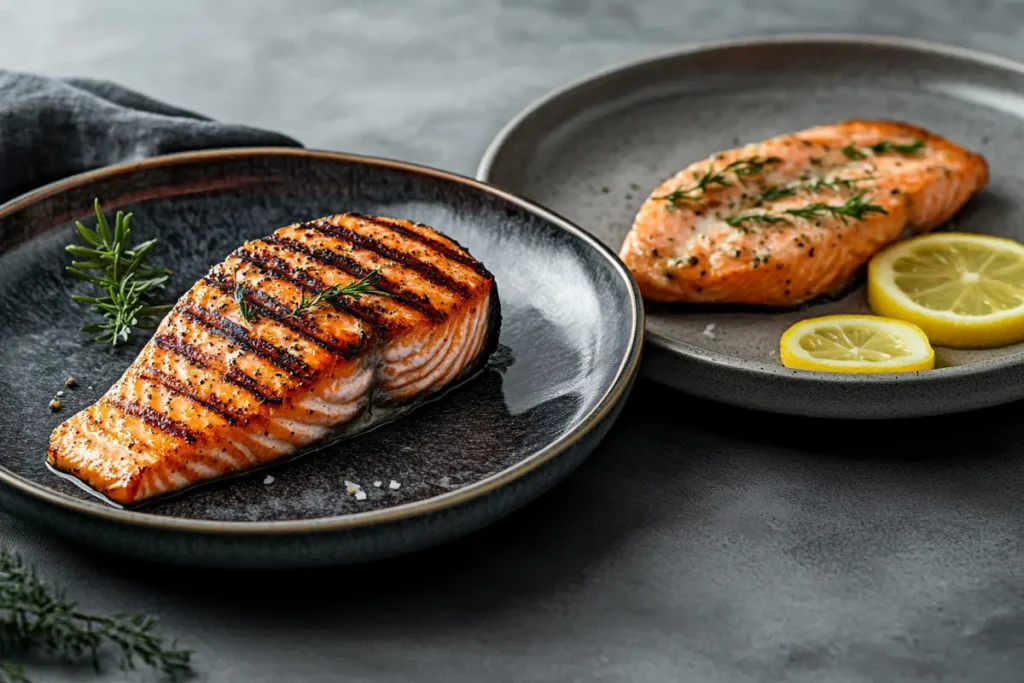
(389, 480, 401, 490)
(56, 390, 65, 397)
(355, 490, 367, 501)
(702, 323, 716, 340)
(373, 481, 382, 488)
(263, 475, 275, 485)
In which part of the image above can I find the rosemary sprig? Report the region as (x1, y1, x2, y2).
(233, 267, 256, 324)
(66, 199, 172, 346)
(657, 156, 781, 204)
(0, 550, 192, 681)
(290, 269, 391, 316)
(841, 138, 925, 160)
(784, 191, 888, 222)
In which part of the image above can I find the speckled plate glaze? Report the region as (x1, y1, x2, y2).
(479, 34, 1024, 419)
(0, 149, 643, 568)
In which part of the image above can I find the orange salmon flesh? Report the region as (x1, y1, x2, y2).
(620, 120, 989, 305)
(48, 213, 500, 505)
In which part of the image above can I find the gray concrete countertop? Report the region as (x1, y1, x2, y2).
(1, 1, 1023, 681)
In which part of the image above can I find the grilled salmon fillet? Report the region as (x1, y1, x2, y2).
(620, 120, 989, 305)
(48, 213, 500, 505)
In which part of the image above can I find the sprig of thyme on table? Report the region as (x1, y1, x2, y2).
(657, 156, 781, 205)
(66, 199, 173, 346)
(289, 268, 392, 316)
(0, 550, 192, 682)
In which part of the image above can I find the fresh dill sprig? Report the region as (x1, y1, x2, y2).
(657, 156, 781, 205)
(759, 185, 799, 201)
(841, 138, 925, 160)
(784, 191, 889, 222)
(725, 156, 783, 184)
(657, 166, 730, 204)
(290, 269, 391, 316)
(869, 139, 925, 155)
(840, 143, 867, 160)
(760, 175, 875, 201)
(725, 213, 792, 228)
(66, 199, 172, 346)
(804, 175, 876, 193)
(0, 550, 192, 682)
(232, 267, 256, 324)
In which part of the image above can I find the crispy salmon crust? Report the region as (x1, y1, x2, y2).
(48, 213, 500, 505)
(620, 120, 989, 305)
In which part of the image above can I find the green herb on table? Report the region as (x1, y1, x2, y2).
(66, 199, 173, 346)
(0, 550, 192, 682)
(289, 269, 392, 316)
(657, 156, 782, 206)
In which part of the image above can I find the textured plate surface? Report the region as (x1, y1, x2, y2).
(478, 35, 1024, 418)
(0, 149, 642, 568)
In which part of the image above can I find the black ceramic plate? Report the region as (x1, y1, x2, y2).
(478, 35, 1024, 419)
(0, 149, 643, 568)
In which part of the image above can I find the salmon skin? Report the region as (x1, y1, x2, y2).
(48, 213, 501, 505)
(620, 120, 989, 306)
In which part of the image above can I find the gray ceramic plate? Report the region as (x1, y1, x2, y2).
(0, 148, 643, 568)
(478, 34, 1024, 419)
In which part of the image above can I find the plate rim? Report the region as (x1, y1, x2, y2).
(0, 146, 645, 534)
(475, 32, 1024, 389)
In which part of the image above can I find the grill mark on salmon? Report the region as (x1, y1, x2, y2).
(48, 212, 500, 505)
(358, 214, 492, 278)
(620, 120, 988, 306)
(203, 273, 347, 353)
(308, 219, 472, 298)
(139, 368, 241, 426)
(265, 235, 446, 322)
(235, 247, 396, 335)
(180, 304, 316, 381)
(108, 398, 201, 445)
(153, 333, 284, 405)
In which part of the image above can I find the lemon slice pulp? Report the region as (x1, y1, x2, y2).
(868, 232, 1024, 348)
(780, 315, 934, 373)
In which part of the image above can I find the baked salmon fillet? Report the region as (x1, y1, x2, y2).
(48, 213, 501, 505)
(620, 120, 989, 305)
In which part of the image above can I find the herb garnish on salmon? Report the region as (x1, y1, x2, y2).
(49, 213, 501, 505)
(621, 120, 988, 305)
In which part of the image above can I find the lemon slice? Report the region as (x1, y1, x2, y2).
(868, 232, 1024, 348)
(780, 315, 934, 373)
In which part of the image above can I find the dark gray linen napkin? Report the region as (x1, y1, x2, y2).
(0, 70, 302, 204)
